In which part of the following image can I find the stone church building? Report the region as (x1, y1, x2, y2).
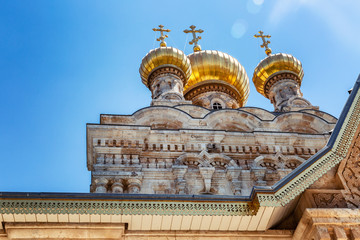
(1, 26, 360, 239)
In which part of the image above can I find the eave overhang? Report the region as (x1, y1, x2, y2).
(0, 192, 256, 216)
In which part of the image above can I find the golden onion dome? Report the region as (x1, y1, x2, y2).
(253, 53, 304, 98)
(139, 47, 192, 88)
(184, 50, 250, 107)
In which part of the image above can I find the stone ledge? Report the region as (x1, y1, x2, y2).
(5, 223, 125, 240)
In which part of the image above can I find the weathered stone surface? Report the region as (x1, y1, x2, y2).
(293, 209, 360, 240)
(88, 104, 335, 196)
(267, 78, 318, 112)
(299, 119, 360, 211)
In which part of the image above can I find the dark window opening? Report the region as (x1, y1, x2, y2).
(212, 102, 223, 110)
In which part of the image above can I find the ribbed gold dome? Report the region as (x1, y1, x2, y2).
(253, 53, 304, 98)
(139, 47, 191, 87)
(184, 50, 250, 107)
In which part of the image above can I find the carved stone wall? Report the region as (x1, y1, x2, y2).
(307, 119, 360, 209)
(88, 105, 335, 196)
(313, 193, 347, 208)
(339, 122, 360, 208)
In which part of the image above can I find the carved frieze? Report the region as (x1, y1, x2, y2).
(313, 193, 347, 208)
(310, 116, 360, 208)
(339, 130, 360, 208)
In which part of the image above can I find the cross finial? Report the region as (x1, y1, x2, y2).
(254, 31, 272, 56)
(184, 25, 204, 52)
(152, 25, 171, 47)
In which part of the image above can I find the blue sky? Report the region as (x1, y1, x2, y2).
(1, 0, 359, 192)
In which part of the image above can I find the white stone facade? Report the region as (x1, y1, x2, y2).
(87, 105, 336, 196)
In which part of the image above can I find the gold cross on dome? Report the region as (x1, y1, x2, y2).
(254, 31, 272, 56)
(152, 25, 171, 47)
(184, 25, 204, 52)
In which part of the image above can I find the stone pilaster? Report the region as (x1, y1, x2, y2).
(172, 165, 188, 194)
(226, 166, 242, 195)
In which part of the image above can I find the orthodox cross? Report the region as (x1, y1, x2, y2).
(184, 25, 204, 52)
(152, 25, 171, 47)
(254, 31, 272, 56)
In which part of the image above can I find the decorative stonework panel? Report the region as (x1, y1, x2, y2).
(313, 193, 347, 208)
(339, 129, 360, 208)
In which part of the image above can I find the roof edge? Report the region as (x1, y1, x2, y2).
(251, 74, 360, 206)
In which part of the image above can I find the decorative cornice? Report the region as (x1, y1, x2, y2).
(0, 199, 256, 216)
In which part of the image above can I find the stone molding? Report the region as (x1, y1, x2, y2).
(2, 223, 294, 240)
(5, 223, 125, 240)
(293, 209, 360, 240)
(0, 199, 255, 216)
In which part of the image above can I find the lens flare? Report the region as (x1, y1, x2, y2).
(231, 19, 248, 39)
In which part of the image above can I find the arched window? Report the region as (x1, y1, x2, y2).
(212, 102, 223, 110)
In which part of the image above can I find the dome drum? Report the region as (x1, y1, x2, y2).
(184, 80, 246, 108)
(149, 70, 186, 101)
(147, 65, 187, 88)
(263, 71, 301, 98)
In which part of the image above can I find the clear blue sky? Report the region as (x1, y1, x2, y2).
(1, 0, 359, 192)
